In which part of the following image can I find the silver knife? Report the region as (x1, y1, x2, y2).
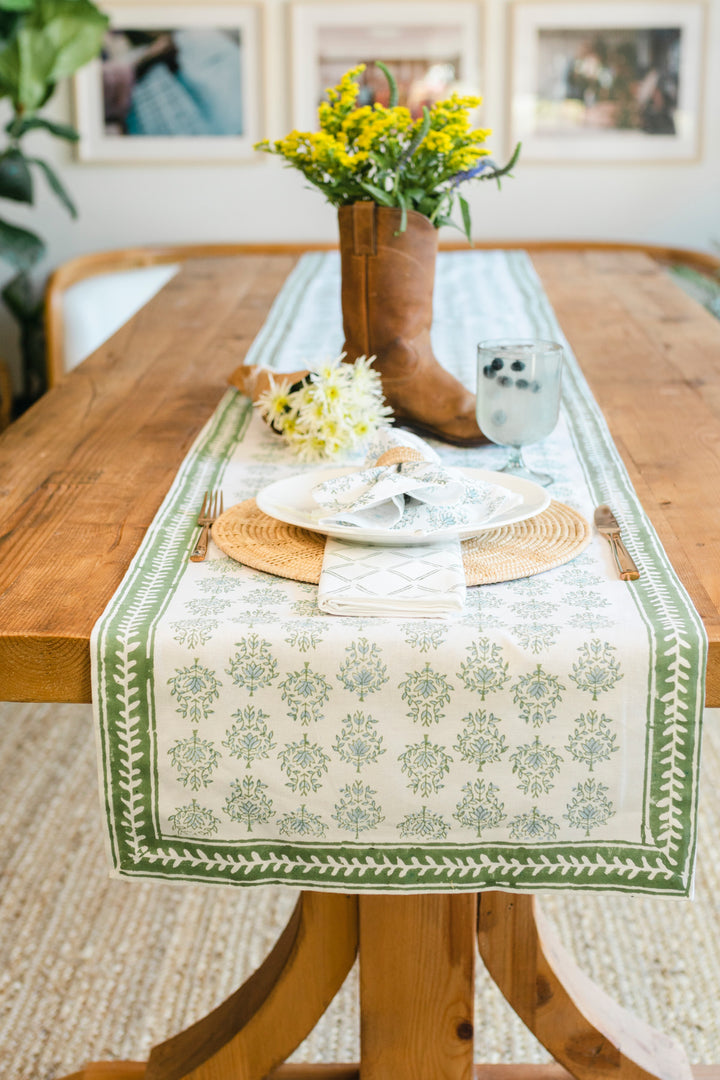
(594, 505, 640, 581)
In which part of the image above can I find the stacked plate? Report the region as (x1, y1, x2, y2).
(256, 466, 550, 546)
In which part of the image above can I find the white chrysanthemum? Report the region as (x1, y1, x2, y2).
(254, 374, 298, 432)
(347, 354, 383, 393)
(262, 353, 392, 461)
(316, 357, 345, 382)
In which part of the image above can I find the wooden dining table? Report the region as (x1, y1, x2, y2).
(1, 246, 719, 1080)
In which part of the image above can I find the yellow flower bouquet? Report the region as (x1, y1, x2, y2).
(251, 62, 520, 447)
(256, 62, 519, 240)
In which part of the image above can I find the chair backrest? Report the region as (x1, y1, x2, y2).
(45, 240, 719, 389)
(61, 263, 181, 374)
(0, 357, 12, 432)
(44, 243, 339, 388)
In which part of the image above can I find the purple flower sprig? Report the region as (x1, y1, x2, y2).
(451, 143, 521, 189)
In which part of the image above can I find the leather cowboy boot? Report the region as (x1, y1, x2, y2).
(338, 202, 487, 447)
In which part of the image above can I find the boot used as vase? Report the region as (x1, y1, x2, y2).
(338, 201, 487, 448)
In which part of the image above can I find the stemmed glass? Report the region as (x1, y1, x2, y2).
(476, 339, 564, 487)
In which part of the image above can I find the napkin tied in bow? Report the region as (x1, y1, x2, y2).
(312, 460, 522, 534)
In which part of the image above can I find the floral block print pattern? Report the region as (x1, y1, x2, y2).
(92, 252, 705, 895)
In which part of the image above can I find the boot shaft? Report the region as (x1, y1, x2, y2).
(338, 203, 438, 360)
(337, 201, 486, 447)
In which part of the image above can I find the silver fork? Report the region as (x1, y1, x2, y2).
(190, 490, 224, 562)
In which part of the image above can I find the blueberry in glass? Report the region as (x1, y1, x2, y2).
(476, 339, 564, 487)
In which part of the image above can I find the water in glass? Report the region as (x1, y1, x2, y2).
(476, 339, 564, 486)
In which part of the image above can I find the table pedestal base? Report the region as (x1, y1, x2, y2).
(60, 891, 712, 1080)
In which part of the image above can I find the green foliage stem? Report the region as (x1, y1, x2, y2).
(375, 60, 398, 108)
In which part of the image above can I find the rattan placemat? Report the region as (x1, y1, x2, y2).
(212, 499, 591, 586)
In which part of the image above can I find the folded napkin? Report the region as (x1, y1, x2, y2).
(316, 431, 476, 618)
(312, 459, 522, 534)
(317, 536, 466, 618)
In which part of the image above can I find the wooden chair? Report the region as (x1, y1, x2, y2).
(0, 357, 12, 431)
(43, 244, 339, 388)
(44, 240, 719, 389)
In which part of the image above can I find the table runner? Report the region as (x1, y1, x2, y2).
(92, 252, 705, 895)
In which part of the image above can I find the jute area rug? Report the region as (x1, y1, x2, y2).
(1, 702, 718, 1079)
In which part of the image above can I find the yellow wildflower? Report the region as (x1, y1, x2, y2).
(352, 106, 413, 152)
(253, 61, 517, 236)
(325, 64, 365, 104)
(321, 64, 365, 132)
(423, 130, 454, 154)
(447, 146, 491, 172)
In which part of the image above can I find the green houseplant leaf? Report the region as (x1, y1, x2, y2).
(0, 12, 21, 43)
(0, 0, 107, 411)
(34, 0, 109, 82)
(0, 213, 44, 268)
(4, 267, 46, 403)
(0, 26, 53, 110)
(2, 266, 42, 320)
(0, 0, 108, 111)
(28, 154, 76, 216)
(0, 147, 33, 202)
(7, 114, 79, 140)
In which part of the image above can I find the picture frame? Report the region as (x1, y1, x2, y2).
(74, 2, 261, 162)
(289, 1, 482, 130)
(509, 1, 704, 162)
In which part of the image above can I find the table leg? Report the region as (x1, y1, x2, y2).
(60, 891, 358, 1080)
(358, 893, 477, 1080)
(58, 890, 710, 1080)
(477, 892, 693, 1080)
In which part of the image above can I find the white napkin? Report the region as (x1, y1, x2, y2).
(312, 460, 522, 535)
(316, 430, 492, 617)
(317, 536, 466, 618)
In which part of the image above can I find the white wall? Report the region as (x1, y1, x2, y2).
(2, 0, 719, 389)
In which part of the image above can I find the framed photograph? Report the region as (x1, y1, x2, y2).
(290, 2, 482, 129)
(74, 3, 261, 161)
(510, 2, 704, 161)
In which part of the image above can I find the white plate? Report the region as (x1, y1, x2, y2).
(256, 466, 550, 546)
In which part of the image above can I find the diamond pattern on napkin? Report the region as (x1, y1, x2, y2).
(318, 537, 466, 617)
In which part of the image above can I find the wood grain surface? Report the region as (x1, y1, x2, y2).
(1, 250, 719, 703)
(533, 250, 720, 704)
(358, 893, 476, 1080)
(478, 892, 692, 1080)
(60, 1067, 720, 1080)
(146, 892, 357, 1080)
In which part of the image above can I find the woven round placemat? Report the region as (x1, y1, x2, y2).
(212, 499, 591, 586)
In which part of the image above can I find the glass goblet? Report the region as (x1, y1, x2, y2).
(476, 339, 564, 487)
